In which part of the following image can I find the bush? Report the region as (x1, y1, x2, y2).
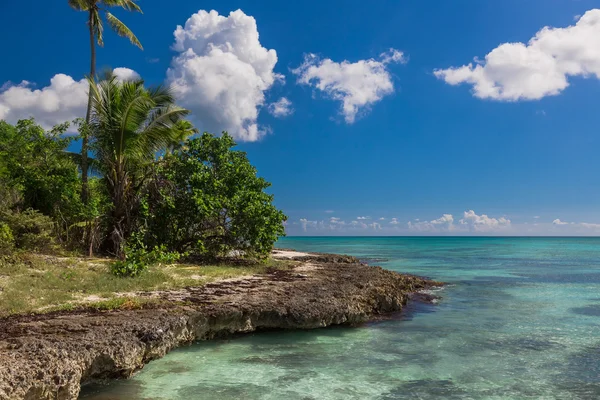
(0, 223, 14, 254)
(111, 243, 181, 277)
(145, 133, 287, 259)
(1, 209, 55, 252)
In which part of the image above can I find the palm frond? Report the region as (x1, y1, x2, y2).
(102, 0, 142, 13)
(87, 75, 190, 180)
(105, 12, 143, 50)
(63, 151, 101, 174)
(68, 0, 89, 11)
(92, 10, 104, 46)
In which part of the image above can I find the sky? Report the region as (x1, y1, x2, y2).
(1, 0, 600, 236)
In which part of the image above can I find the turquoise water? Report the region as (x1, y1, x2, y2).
(81, 237, 600, 399)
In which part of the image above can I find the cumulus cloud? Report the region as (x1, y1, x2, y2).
(460, 210, 511, 232)
(329, 217, 344, 225)
(408, 214, 455, 232)
(369, 222, 382, 230)
(357, 216, 371, 220)
(406, 211, 510, 233)
(267, 97, 293, 118)
(389, 218, 400, 225)
(292, 48, 406, 123)
(299, 218, 317, 232)
(0, 68, 139, 130)
(553, 219, 600, 229)
(113, 67, 141, 81)
(580, 222, 600, 229)
(167, 9, 283, 142)
(434, 9, 600, 100)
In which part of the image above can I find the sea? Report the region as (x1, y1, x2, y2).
(81, 237, 600, 399)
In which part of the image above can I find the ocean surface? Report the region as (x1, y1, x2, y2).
(81, 237, 600, 399)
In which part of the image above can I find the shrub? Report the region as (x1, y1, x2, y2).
(111, 243, 181, 277)
(145, 133, 287, 259)
(0, 223, 14, 254)
(1, 209, 55, 252)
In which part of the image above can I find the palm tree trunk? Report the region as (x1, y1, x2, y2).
(81, 10, 96, 205)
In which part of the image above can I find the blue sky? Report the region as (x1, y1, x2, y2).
(1, 0, 600, 235)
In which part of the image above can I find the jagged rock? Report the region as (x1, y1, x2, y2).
(0, 256, 441, 400)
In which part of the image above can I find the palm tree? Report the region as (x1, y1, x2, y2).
(88, 74, 189, 258)
(69, 0, 143, 204)
(167, 120, 199, 154)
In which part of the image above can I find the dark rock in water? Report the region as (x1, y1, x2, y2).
(570, 304, 600, 317)
(358, 257, 389, 264)
(381, 379, 468, 399)
(410, 291, 441, 304)
(0, 255, 440, 400)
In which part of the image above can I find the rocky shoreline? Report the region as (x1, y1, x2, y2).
(0, 251, 442, 400)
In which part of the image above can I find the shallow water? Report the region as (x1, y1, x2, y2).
(81, 237, 600, 399)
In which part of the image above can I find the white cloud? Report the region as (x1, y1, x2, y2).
(552, 219, 600, 230)
(409, 214, 455, 232)
(0, 68, 138, 130)
(406, 211, 509, 233)
(292, 48, 406, 123)
(369, 222, 382, 230)
(460, 210, 511, 232)
(350, 220, 368, 228)
(329, 217, 345, 225)
(292, 212, 600, 236)
(299, 218, 317, 232)
(434, 9, 600, 101)
(268, 97, 293, 118)
(167, 9, 283, 142)
(357, 216, 371, 220)
(379, 217, 386, 221)
(113, 67, 141, 81)
(580, 222, 600, 229)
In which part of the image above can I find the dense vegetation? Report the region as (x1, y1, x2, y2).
(0, 0, 286, 280)
(0, 75, 287, 277)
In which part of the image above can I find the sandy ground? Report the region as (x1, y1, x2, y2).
(272, 249, 312, 259)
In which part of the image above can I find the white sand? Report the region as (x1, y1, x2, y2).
(271, 250, 311, 259)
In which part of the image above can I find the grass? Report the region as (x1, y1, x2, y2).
(0, 253, 293, 317)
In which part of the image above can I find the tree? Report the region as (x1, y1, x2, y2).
(87, 74, 189, 258)
(167, 120, 199, 154)
(0, 119, 82, 220)
(0, 119, 85, 251)
(147, 133, 287, 259)
(68, 0, 143, 204)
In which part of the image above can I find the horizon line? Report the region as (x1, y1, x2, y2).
(281, 235, 600, 238)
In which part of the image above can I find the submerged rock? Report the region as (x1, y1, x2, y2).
(0, 253, 441, 400)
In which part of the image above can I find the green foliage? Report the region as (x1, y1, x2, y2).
(110, 245, 181, 277)
(0, 119, 83, 218)
(0, 119, 93, 250)
(110, 231, 181, 277)
(0, 209, 55, 252)
(0, 222, 14, 254)
(88, 75, 189, 257)
(69, 0, 143, 49)
(146, 132, 287, 259)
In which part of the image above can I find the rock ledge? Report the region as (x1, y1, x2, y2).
(0, 252, 441, 400)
